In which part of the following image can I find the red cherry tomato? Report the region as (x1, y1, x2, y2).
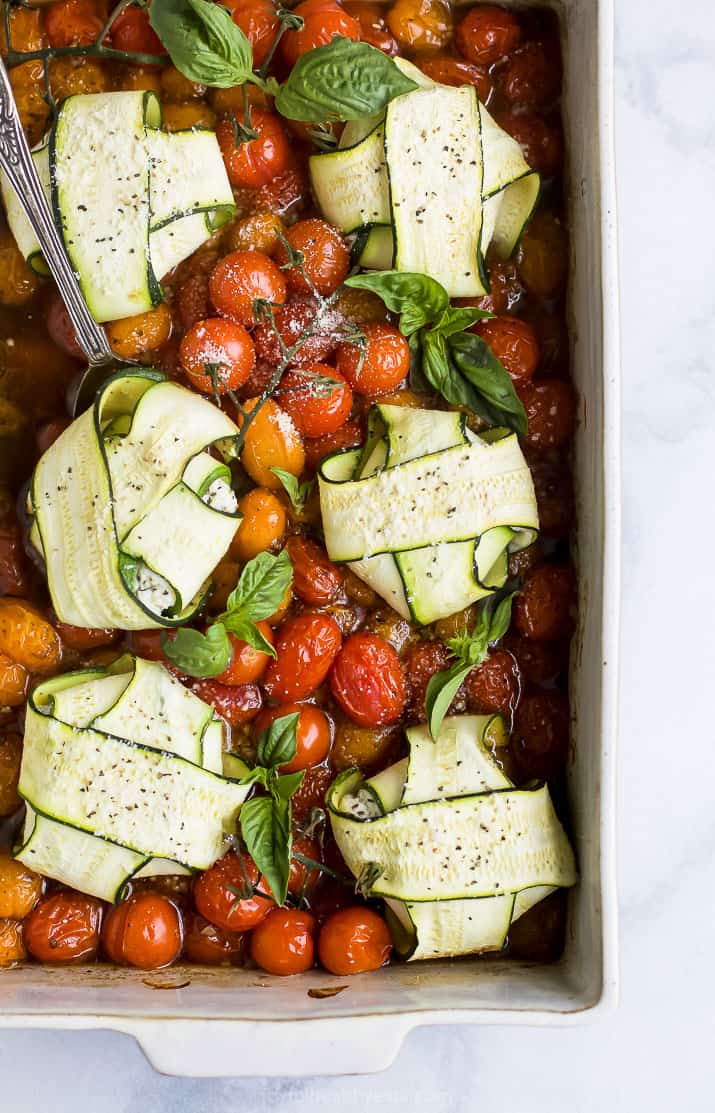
(500, 39, 562, 108)
(519, 380, 576, 450)
(280, 0, 360, 67)
(473, 315, 540, 386)
(44, 0, 104, 46)
(250, 908, 316, 975)
(183, 912, 245, 965)
(284, 535, 343, 606)
(330, 632, 406, 726)
(226, 0, 279, 65)
(127, 629, 167, 662)
(194, 850, 274, 931)
(209, 250, 286, 328)
(343, 0, 397, 54)
(275, 219, 350, 297)
(45, 288, 84, 359)
(512, 690, 570, 780)
(278, 365, 353, 438)
(513, 564, 576, 642)
(529, 455, 574, 539)
(464, 647, 521, 719)
(303, 418, 364, 473)
(214, 622, 274, 686)
(290, 763, 334, 819)
(253, 294, 344, 370)
(179, 317, 256, 395)
(263, 613, 342, 702)
(287, 834, 322, 894)
(102, 892, 182, 969)
(24, 891, 103, 964)
(336, 322, 410, 396)
(55, 622, 119, 652)
(217, 110, 291, 190)
(109, 5, 166, 54)
(253, 702, 332, 772)
(403, 638, 455, 723)
(318, 906, 392, 974)
(494, 111, 564, 179)
(454, 3, 521, 65)
(419, 54, 491, 100)
(189, 680, 263, 725)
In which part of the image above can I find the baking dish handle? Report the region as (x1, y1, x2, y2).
(122, 1015, 417, 1077)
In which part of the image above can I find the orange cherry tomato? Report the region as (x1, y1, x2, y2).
(513, 564, 576, 642)
(180, 317, 256, 395)
(194, 850, 274, 931)
(24, 891, 103, 964)
(454, 3, 521, 65)
(102, 892, 182, 970)
(284, 535, 343, 606)
(217, 109, 291, 189)
(209, 250, 286, 328)
(318, 906, 392, 974)
(250, 908, 316, 975)
(0, 919, 26, 967)
(386, 0, 451, 52)
(231, 487, 287, 561)
(0, 734, 23, 817)
(278, 365, 353, 438)
(108, 5, 166, 54)
(55, 622, 120, 652)
(280, 0, 360, 67)
(183, 911, 245, 965)
(214, 621, 274, 685)
(343, 0, 396, 53)
(519, 379, 576, 450)
(335, 322, 410, 396)
(275, 219, 350, 298)
(263, 613, 342, 702)
(517, 209, 568, 297)
(0, 598, 62, 673)
(240, 396, 306, 490)
(253, 702, 332, 772)
(226, 0, 279, 66)
(189, 679, 263, 725)
(418, 54, 491, 100)
(329, 632, 405, 727)
(0, 850, 43, 919)
(43, 0, 104, 47)
(287, 834, 322, 894)
(0, 652, 28, 707)
(473, 315, 540, 386)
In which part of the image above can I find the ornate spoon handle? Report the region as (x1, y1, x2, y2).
(0, 59, 114, 366)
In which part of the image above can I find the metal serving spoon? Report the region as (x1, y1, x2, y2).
(0, 57, 117, 379)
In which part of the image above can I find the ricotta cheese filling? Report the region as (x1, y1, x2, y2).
(203, 478, 238, 515)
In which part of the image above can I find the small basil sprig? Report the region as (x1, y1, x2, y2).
(274, 37, 417, 121)
(162, 550, 293, 678)
(239, 712, 304, 904)
(425, 593, 515, 739)
(345, 271, 527, 435)
(150, 0, 255, 87)
(271, 468, 316, 514)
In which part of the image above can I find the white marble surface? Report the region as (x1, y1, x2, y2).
(3, 0, 715, 1107)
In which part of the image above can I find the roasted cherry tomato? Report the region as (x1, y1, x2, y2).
(458, 255, 524, 316)
(240, 396, 306, 489)
(0, 733, 22, 816)
(102, 892, 182, 969)
(55, 622, 120, 652)
(343, 1, 397, 53)
(331, 718, 397, 771)
(0, 653, 27, 707)
(255, 163, 310, 217)
(24, 891, 103, 964)
(454, 3, 521, 64)
(290, 763, 334, 819)
(517, 209, 568, 297)
(529, 455, 574, 539)
(107, 303, 172, 360)
(280, 0, 360, 67)
(275, 219, 350, 298)
(194, 850, 274, 931)
(318, 906, 392, 974)
(0, 919, 26, 967)
(418, 54, 491, 100)
(505, 633, 566, 688)
(264, 613, 342, 702)
(0, 849, 42, 919)
(512, 690, 570, 780)
(189, 680, 263, 725)
(464, 648, 521, 719)
(227, 209, 286, 257)
(519, 380, 576, 450)
(183, 911, 245, 965)
(330, 632, 406, 727)
(0, 526, 28, 596)
(0, 598, 62, 673)
(109, 5, 166, 55)
(403, 638, 459, 723)
(254, 702, 332, 772)
(335, 322, 410, 396)
(214, 622, 274, 686)
(45, 289, 84, 359)
(278, 366, 353, 438)
(209, 250, 286, 327)
(217, 109, 291, 189)
(127, 629, 167, 662)
(44, 0, 104, 47)
(494, 110, 564, 179)
(386, 0, 452, 51)
(251, 908, 316, 975)
(253, 294, 344, 370)
(303, 419, 364, 472)
(227, 0, 279, 65)
(513, 564, 576, 641)
(180, 317, 256, 395)
(285, 535, 343, 606)
(473, 315, 540, 386)
(500, 39, 562, 108)
(287, 834, 322, 894)
(231, 487, 287, 561)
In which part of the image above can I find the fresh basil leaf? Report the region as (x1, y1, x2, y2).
(224, 549, 293, 622)
(271, 467, 315, 513)
(448, 332, 528, 437)
(488, 591, 515, 645)
(239, 766, 271, 790)
(346, 271, 448, 336)
(274, 37, 417, 122)
(256, 712, 300, 769)
(239, 794, 291, 905)
(425, 660, 472, 740)
(433, 305, 492, 337)
(273, 769, 306, 801)
(149, 0, 253, 88)
(220, 614, 277, 658)
(421, 330, 481, 410)
(160, 623, 231, 678)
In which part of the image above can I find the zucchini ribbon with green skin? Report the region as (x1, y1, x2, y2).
(318, 404, 539, 624)
(28, 369, 241, 629)
(15, 655, 250, 903)
(327, 715, 577, 960)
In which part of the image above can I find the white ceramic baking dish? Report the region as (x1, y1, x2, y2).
(0, 0, 620, 1076)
